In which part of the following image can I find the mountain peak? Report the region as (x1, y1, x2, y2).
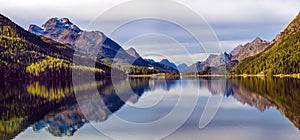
(159, 59, 177, 70)
(160, 59, 171, 63)
(126, 47, 141, 58)
(29, 17, 83, 46)
(251, 37, 268, 45)
(41, 17, 81, 33)
(253, 37, 262, 43)
(230, 37, 270, 61)
(177, 63, 189, 72)
(28, 24, 44, 35)
(59, 18, 72, 24)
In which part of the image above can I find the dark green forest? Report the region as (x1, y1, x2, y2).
(230, 31, 300, 75)
(230, 14, 300, 75)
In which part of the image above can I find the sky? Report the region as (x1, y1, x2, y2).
(1, 0, 300, 65)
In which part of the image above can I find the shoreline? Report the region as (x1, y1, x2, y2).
(128, 73, 300, 79)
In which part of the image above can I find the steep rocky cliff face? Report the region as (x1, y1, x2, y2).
(29, 18, 130, 59)
(231, 37, 270, 61)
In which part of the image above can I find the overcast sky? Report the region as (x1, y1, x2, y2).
(1, 0, 300, 65)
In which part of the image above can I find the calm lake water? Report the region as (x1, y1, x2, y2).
(1, 77, 299, 140)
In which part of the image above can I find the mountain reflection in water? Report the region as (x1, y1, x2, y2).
(0, 77, 299, 139)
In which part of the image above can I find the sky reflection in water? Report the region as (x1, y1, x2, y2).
(4, 77, 300, 140)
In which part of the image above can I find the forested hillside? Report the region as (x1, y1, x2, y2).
(0, 14, 109, 79)
(230, 13, 300, 75)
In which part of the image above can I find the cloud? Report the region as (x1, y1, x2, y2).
(1, 0, 299, 64)
(2, 0, 299, 30)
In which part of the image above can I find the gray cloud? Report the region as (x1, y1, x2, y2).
(1, 0, 299, 64)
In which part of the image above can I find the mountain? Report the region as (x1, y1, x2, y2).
(144, 59, 156, 64)
(29, 18, 81, 46)
(204, 52, 232, 67)
(29, 18, 178, 73)
(187, 61, 205, 72)
(231, 13, 300, 75)
(29, 18, 133, 60)
(231, 37, 270, 61)
(187, 52, 232, 72)
(186, 36, 270, 73)
(0, 13, 121, 79)
(159, 59, 177, 70)
(126, 47, 141, 59)
(177, 63, 189, 72)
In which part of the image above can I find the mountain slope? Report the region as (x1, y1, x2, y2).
(29, 18, 132, 60)
(29, 18, 178, 73)
(177, 63, 188, 72)
(0, 14, 113, 79)
(187, 61, 205, 72)
(187, 52, 232, 72)
(159, 59, 177, 70)
(231, 13, 300, 75)
(126, 47, 141, 59)
(231, 37, 270, 61)
(204, 52, 232, 67)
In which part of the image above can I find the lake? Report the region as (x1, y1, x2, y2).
(1, 77, 299, 140)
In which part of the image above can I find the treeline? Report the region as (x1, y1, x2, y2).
(0, 35, 109, 79)
(0, 13, 178, 79)
(100, 58, 173, 75)
(182, 65, 229, 76)
(0, 14, 116, 79)
(230, 23, 300, 75)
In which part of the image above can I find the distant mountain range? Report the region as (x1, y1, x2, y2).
(29, 17, 178, 73)
(191, 12, 300, 75)
(177, 63, 189, 72)
(186, 53, 230, 73)
(1, 11, 299, 76)
(185, 36, 272, 73)
(144, 58, 190, 72)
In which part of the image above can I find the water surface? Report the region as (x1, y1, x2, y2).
(1, 77, 299, 140)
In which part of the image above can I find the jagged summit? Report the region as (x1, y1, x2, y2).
(29, 17, 81, 36)
(41, 17, 81, 33)
(28, 17, 107, 51)
(230, 37, 270, 61)
(29, 17, 83, 46)
(126, 47, 141, 59)
(253, 37, 262, 43)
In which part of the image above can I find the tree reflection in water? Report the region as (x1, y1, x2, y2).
(0, 77, 299, 139)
